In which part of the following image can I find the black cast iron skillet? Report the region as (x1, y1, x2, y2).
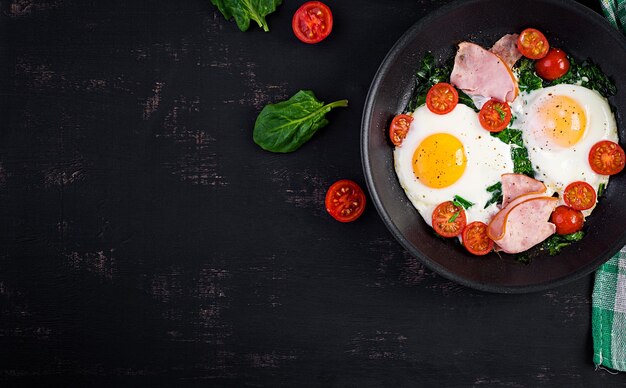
(361, 0, 626, 293)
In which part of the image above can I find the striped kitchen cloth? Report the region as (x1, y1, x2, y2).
(601, 0, 626, 33)
(593, 250, 626, 371)
(593, 1, 626, 372)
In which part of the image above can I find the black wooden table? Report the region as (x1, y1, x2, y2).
(2, 0, 625, 386)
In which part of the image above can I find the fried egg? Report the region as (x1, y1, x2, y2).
(394, 104, 514, 226)
(512, 84, 618, 212)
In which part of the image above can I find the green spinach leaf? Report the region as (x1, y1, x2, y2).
(253, 90, 348, 153)
(547, 57, 617, 97)
(541, 231, 585, 256)
(453, 195, 474, 209)
(211, 0, 282, 32)
(404, 53, 477, 113)
(484, 182, 502, 209)
(515, 58, 543, 92)
(491, 128, 534, 177)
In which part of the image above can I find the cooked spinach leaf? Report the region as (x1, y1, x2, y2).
(547, 57, 617, 97)
(511, 146, 534, 176)
(516, 56, 617, 98)
(598, 182, 606, 198)
(542, 231, 585, 256)
(453, 195, 474, 209)
(484, 182, 502, 209)
(211, 0, 282, 32)
(491, 128, 534, 177)
(516, 58, 543, 92)
(253, 90, 348, 153)
(404, 53, 477, 113)
(515, 253, 532, 265)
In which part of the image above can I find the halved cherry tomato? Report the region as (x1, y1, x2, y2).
(292, 1, 333, 44)
(535, 48, 570, 81)
(426, 83, 458, 115)
(325, 180, 366, 222)
(550, 205, 584, 235)
(462, 221, 494, 256)
(563, 181, 596, 211)
(589, 140, 626, 175)
(389, 114, 413, 146)
(517, 28, 550, 59)
(478, 99, 512, 132)
(432, 201, 466, 238)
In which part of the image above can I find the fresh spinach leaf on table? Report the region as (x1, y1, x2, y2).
(211, 0, 282, 32)
(253, 90, 348, 153)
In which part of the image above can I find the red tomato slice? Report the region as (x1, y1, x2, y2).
(292, 1, 333, 44)
(426, 83, 458, 115)
(462, 221, 494, 256)
(478, 99, 512, 132)
(325, 180, 366, 222)
(432, 201, 466, 238)
(550, 205, 584, 235)
(389, 114, 414, 146)
(517, 28, 550, 59)
(535, 48, 570, 81)
(563, 181, 596, 211)
(589, 140, 626, 175)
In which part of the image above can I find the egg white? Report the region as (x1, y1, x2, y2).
(511, 84, 618, 214)
(394, 104, 514, 227)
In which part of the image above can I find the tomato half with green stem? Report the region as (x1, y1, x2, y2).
(462, 221, 494, 256)
(517, 28, 550, 59)
(550, 205, 584, 235)
(389, 114, 413, 146)
(563, 181, 596, 211)
(589, 140, 626, 175)
(292, 1, 333, 44)
(535, 48, 570, 81)
(325, 180, 366, 222)
(478, 99, 512, 132)
(426, 83, 458, 115)
(432, 201, 466, 238)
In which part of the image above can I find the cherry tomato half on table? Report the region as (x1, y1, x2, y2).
(389, 114, 414, 146)
(563, 181, 596, 211)
(535, 48, 570, 81)
(325, 180, 366, 222)
(292, 1, 333, 44)
(432, 201, 466, 238)
(426, 83, 458, 115)
(478, 99, 512, 132)
(550, 205, 584, 235)
(517, 28, 550, 59)
(462, 221, 494, 256)
(588, 140, 626, 175)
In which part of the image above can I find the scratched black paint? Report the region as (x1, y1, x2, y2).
(0, 0, 623, 386)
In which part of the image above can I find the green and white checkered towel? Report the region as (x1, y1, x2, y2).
(593, 251, 626, 371)
(601, 0, 626, 34)
(592, 1, 626, 372)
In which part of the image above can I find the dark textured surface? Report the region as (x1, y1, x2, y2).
(1, 0, 625, 386)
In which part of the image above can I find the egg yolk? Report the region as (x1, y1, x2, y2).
(536, 95, 586, 147)
(412, 133, 467, 188)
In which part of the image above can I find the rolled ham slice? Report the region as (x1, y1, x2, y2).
(501, 173, 547, 208)
(488, 197, 558, 254)
(450, 42, 518, 102)
(490, 34, 522, 68)
(488, 192, 546, 241)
